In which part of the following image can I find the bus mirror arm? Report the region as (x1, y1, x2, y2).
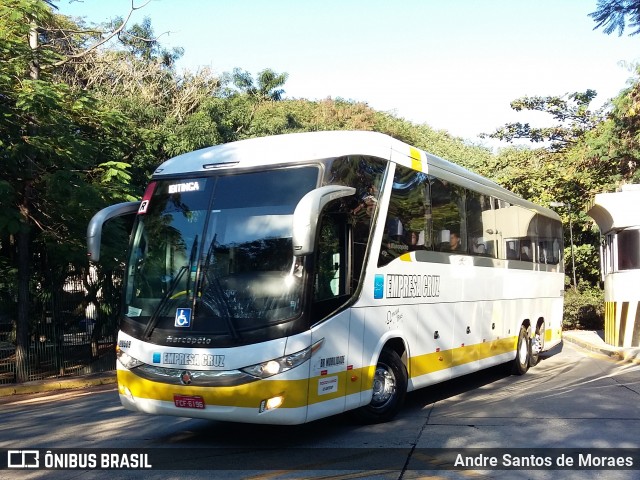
(87, 201, 141, 262)
(292, 185, 356, 256)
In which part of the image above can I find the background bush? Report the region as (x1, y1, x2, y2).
(563, 287, 604, 330)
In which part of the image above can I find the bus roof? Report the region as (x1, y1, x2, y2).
(152, 131, 559, 220)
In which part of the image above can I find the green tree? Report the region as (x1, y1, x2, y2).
(574, 67, 640, 186)
(116, 15, 183, 66)
(0, 0, 140, 380)
(483, 90, 604, 151)
(590, 0, 640, 36)
(224, 68, 289, 137)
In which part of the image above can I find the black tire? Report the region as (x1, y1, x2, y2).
(529, 322, 545, 367)
(512, 326, 530, 375)
(352, 348, 408, 423)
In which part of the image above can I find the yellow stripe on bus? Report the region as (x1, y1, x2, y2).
(410, 337, 516, 377)
(409, 147, 423, 171)
(119, 340, 518, 410)
(118, 369, 310, 409)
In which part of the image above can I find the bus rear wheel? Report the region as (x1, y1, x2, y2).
(529, 322, 545, 367)
(353, 348, 407, 423)
(512, 326, 530, 375)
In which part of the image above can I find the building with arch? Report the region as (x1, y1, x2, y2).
(587, 185, 640, 347)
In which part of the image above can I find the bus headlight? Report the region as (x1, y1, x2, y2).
(241, 338, 324, 379)
(116, 348, 144, 370)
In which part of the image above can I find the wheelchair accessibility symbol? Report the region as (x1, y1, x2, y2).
(175, 308, 192, 327)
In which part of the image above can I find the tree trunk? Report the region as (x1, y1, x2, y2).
(14, 21, 40, 383)
(15, 201, 31, 383)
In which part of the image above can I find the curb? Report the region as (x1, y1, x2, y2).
(562, 331, 640, 364)
(0, 372, 116, 397)
(562, 332, 623, 360)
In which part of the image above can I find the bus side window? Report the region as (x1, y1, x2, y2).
(314, 214, 344, 302)
(378, 165, 430, 267)
(311, 210, 354, 324)
(431, 178, 465, 253)
(466, 191, 495, 257)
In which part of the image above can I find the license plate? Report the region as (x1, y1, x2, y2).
(173, 394, 205, 409)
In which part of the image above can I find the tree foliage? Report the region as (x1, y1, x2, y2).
(4, 0, 640, 367)
(590, 0, 640, 36)
(483, 90, 605, 151)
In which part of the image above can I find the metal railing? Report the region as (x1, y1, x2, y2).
(0, 268, 122, 384)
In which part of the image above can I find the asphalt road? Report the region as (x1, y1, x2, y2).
(1, 340, 639, 480)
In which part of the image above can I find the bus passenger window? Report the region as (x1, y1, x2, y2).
(431, 178, 465, 253)
(378, 165, 429, 266)
(324, 155, 386, 288)
(314, 215, 343, 302)
(466, 191, 495, 257)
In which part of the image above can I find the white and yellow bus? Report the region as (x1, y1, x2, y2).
(87, 131, 564, 424)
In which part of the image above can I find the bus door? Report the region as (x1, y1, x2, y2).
(307, 210, 361, 421)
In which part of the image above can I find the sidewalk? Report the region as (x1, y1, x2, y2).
(0, 371, 116, 398)
(0, 332, 638, 398)
(562, 329, 640, 364)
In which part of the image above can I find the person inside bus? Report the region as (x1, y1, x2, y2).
(449, 231, 462, 252)
(406, 230, 425, 251)
(352, 184, 378, 216)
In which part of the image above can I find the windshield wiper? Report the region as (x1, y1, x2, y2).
(142, 235, 200, 340)
(200, 234, 241, 341)
(142, 265, 188, 340)
(185, 235, 198, 299)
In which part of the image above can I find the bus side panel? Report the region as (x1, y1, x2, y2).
(451, 301, 482, 376)
(345, 307, 366, 411)
(356, 305, 413, 404)
(478, 300, 515, 369)
(306, 310, 351, 422)
(411, 302, 454, 390)
(543, 295, 564, 351)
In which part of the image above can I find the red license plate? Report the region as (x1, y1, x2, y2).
(173, 394, 205, 409)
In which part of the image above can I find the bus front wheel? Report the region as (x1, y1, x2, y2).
(353, 348, 407, 423)
(512, 326, 531, 375)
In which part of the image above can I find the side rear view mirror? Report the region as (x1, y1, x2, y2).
(87, 201, 140, 262)
(292, 185, 355, 256)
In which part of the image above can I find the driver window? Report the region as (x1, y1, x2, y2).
(314, 214, 345, 302)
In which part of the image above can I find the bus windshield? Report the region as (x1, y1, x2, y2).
(123, 167, 319, 346)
